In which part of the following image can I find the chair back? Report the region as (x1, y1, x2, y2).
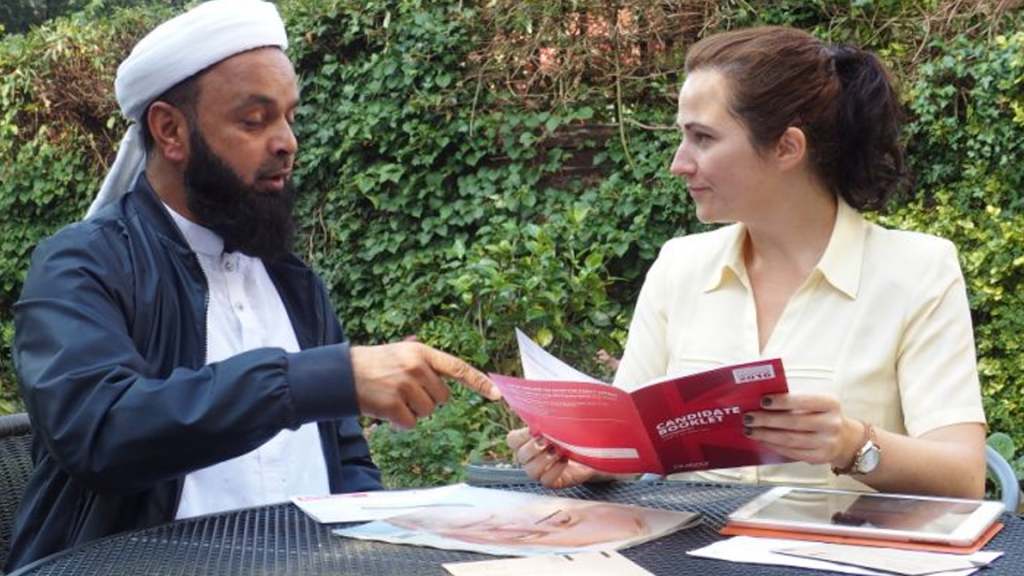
(0, 413, 33, 573)
(987, 444, 1021, 513)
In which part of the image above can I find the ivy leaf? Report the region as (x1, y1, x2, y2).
(988, 432, 1016, 460)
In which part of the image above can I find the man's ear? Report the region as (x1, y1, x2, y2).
(147, 102, 190, 163)
(773, 126, 807, 171)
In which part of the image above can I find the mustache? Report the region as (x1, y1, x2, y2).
(255, 157, 293, 180)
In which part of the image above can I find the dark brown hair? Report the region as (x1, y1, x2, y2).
(685, 26, 906, 211)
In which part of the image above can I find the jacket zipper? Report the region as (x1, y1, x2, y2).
(192, 254, 212, 364)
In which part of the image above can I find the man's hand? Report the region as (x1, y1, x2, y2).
(350, 342, 500, 430)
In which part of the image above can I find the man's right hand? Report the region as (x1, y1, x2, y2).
(506, 427, 601, 489)
(350, 342, 500, 430)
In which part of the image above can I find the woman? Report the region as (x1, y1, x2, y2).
(508, 26, 986, 498)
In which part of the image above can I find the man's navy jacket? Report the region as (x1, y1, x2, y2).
(6, 177, 380, 571)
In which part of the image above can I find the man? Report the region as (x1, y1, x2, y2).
(5, 0, 500, 571)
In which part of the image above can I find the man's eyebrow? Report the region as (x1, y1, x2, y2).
(232, 93, 300, 111)
(234, 94, 274, 108)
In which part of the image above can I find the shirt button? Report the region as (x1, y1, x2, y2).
(224, 261, 235, 272)
(235, 303, 244, 311)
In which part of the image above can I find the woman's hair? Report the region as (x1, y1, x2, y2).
(684, 26, 907, 211)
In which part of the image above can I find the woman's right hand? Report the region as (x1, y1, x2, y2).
(506, 427, 600, 488)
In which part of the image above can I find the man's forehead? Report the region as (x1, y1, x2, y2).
(204, 47, 295, 78)
(198, 49, 299, 104)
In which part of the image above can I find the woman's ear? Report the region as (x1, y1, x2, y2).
(147, 102, 190, 163)
(774, 126, 807, 171)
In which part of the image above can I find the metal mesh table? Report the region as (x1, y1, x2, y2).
(9, 481, 1024, 575)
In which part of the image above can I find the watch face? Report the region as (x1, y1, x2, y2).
(857, 442, 881, 473)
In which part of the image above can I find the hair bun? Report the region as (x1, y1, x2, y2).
(829, 44, 861, 62)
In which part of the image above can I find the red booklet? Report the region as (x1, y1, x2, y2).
(489, 330, 791, 475)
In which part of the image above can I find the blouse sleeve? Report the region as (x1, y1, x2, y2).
(896, 240, 986, 437)
(613, 244, 673, 390)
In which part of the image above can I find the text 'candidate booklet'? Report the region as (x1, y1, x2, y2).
(488, 329, 791, 475)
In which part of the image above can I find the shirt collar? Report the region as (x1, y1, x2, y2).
(815, 197, 866, 299)
(703, 198, 866, 299)
(163, 204, 225, 256)
(703, 224, 747, 292)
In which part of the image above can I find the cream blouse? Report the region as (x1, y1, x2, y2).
(614, 200, 986, 490)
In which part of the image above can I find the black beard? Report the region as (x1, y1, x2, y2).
(183, 130, 296, 261)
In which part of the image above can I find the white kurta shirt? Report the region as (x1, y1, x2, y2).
(167, 207, 330, 519)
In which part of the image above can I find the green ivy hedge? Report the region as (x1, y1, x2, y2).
(1, 0, 1022, 486)
(896, 30, 1024, 459)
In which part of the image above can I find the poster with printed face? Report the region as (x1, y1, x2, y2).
(334, 485, 700, 557)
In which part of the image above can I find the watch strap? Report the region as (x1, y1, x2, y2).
(831, 421, 877, 476)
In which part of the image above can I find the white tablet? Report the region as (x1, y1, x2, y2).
(727, 486, 1005, 546)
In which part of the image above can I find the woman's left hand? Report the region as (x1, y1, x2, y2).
(744, 392, 863, 469)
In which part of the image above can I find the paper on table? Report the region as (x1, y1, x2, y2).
(291, 484, 466, 523)
(687, 536, 991, 576)
(335, 484, 700, 557)
(775, 543, 1002, 576)
(443, 551, 654, 576)
(515, 328, 603, 383)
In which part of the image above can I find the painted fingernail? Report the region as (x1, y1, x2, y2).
(761, 396, 773, 407)
(743, 426, 753, 436)
(743, 414, 754, 425)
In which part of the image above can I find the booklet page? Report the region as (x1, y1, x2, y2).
(515, 328, 603, 383)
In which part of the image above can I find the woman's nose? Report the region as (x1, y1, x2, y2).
(669, 142, 695, 178)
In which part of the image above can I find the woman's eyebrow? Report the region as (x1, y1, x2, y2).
(533, 508, 562, 525)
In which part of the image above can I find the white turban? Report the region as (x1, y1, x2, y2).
(86, 0, 288, 218)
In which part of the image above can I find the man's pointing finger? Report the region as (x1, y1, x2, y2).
(422, 346, 501, 401)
